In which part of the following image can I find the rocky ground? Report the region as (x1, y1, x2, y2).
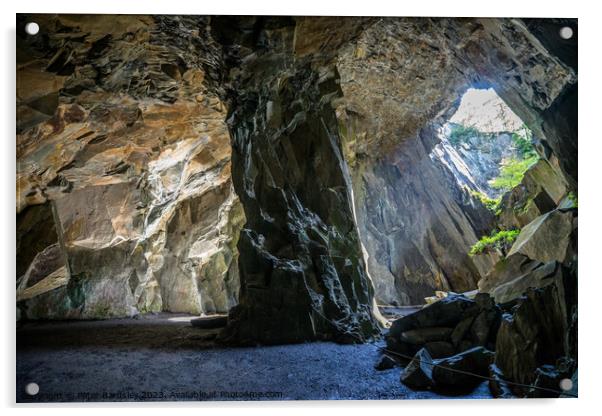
(16, 313, 492, 402)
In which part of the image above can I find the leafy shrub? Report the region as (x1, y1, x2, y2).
(568, 192, 578, 208)
(448, 124, 482, 146)
(489, 124, 539, 192)
(490, 154, 539, 192)
(511, 125, 538, 159)
(470, 190, 501, 214)
(469, 229, 520, 256)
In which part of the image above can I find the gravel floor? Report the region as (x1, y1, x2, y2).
(16, 314, 492, 402)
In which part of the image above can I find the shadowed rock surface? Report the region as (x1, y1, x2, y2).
(213, 17, 381, 344)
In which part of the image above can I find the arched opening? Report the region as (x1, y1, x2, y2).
(439, 87, 538, 200)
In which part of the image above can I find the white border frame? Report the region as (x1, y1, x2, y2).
(2, 1, 598, 415)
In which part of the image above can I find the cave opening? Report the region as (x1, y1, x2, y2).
(433, 87, 539, 202)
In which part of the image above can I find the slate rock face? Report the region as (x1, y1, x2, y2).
(508, 209, 574, 263)
(17, 15, 245, 318)
(216, 18, 380, 344)
(16, 16, 578, 352)
(332, 17, 576, 306)
(440, 130, 521, 199)
(494, 267, 576, 394)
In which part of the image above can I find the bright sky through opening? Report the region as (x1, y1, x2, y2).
(449, 88, 524, 133)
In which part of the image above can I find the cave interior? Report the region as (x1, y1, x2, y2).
(16, 15, 577, 401)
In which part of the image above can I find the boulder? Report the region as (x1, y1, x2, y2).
(495, 269, 575, 391)
(527, 365, 567, 398)
(387, 293, 501, 358)
(389, 294, 477, 339)
(499, 189, 555, 230)
(468, 308, 501, 348)
(497, 159, 568, 229)
(400, 348, 435, 389)
(16, 266, 69, 302)
(400, 327, 453, 345)
(478, 253, 540, 294)
(507, 209, 573, 263)
(488, 364, 514, 398)
(450, 316, 475, 348)
(489, 261, 559, 304)
(374, 354, 397, 371)
(384, 336, 419, 362)
(525, 158, 569, 204)
(424, 341, 456, 358)
(190, 315, 228, 329)
(431, 346, 495, 390)
(474, 292, 496, 309)
(17, 243, 65, 291)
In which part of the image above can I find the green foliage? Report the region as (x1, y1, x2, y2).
(568, 192, 578, 208)
(448, 124, 482, 146)
(511, 125, 538, 159)
(470, 190, 501, 214)
(469, 229, 521, 256)
(486, 124, 539, 192)
(490, 155, 539, 192)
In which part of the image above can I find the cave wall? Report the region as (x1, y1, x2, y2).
(17, 15, 244, 319)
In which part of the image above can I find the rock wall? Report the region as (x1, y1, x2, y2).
(213, 16, 381, 344)
(17, 15, 244, 319)
(341, 130, 497, 306)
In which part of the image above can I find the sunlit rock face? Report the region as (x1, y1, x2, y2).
(497, 158, 569, 229)
(436, 129, 519, 198)
(17, 15, 244, 319)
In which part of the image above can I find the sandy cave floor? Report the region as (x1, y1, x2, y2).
(16, 312, 492, 402)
